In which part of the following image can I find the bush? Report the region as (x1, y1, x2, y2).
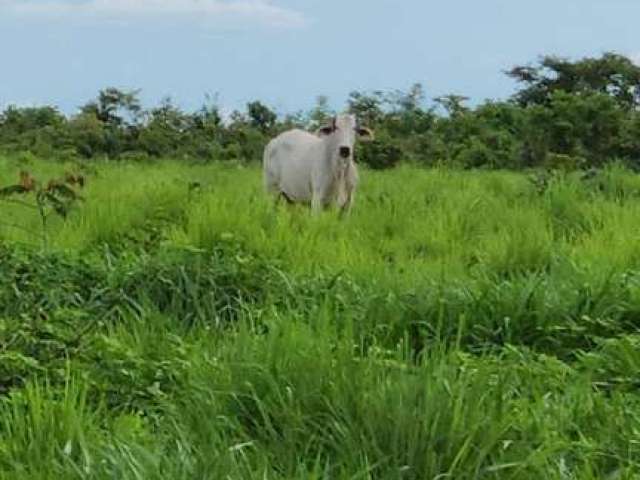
(544, 152, 586, 171)
(357, 135, 403, 170)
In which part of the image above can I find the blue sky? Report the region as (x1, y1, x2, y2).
(0, 0, 639, 116)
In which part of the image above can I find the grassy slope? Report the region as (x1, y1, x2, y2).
(1, 155, 640, 478)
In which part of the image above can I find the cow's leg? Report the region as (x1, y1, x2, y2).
(311, 190, 325, 215)
(272, 191, 294, 212)
(280, 191, 295, 205)
(339, 190, 354, 219)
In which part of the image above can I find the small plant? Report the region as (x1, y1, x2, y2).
(527, 168, 566, 195)
(0, 170, 85, 250)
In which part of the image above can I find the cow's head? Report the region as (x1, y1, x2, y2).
(317, 114, 374, 165)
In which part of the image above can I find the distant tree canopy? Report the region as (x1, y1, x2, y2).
(507, 52, 640, 109)
(246, 101, 277, 133)
(1, 52, 640, 171)
(80, 87, 143, 127)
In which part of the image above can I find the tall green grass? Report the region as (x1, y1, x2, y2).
(6, 157, 640, 280)
(1, 315, 639, 478)
(2, 155, 640, 478)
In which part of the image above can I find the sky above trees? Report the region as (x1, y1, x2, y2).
(1, 0, 639, 115)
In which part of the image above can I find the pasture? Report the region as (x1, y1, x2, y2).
(1, 154, 640, 478)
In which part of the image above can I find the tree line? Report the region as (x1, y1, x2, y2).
(2, 52, 640, 171)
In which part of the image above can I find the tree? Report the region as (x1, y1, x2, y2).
(308, 95, 334, 129)
(519, 90, 627, 167)
(0, 106, 70, 155)
(0, 106, 65, 133)
(138, 97, 190, 157)
(192, 93, 222, 132)
(77, 88, 143, 157)
(67, 112, 106, 158)
(507, 52, 640, 109)
(246, 101, 277, 133)
(434, 95, 470, 117)
(347, 90, 385, 125)
(388, 83, 426, 113)
(80, 87, 142, 128)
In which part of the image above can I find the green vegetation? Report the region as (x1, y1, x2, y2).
(1, 155, 640, 478)
(2, 52, 640, 171)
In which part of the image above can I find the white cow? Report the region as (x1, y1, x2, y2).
(263, 113, 373, 215)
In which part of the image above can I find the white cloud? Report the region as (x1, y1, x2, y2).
(631, 52, 640, 66)
(1, 0, 307, 29)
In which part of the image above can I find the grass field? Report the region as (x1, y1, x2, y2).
(1, 154, 640, 479)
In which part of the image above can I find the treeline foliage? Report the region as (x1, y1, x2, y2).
(2, 52, 640, 170)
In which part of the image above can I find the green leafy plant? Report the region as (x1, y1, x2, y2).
(0, 171, 85, 250)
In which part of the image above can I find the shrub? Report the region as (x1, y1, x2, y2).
(357, 135, 403, 170)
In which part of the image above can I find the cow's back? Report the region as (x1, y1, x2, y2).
(263, 129, 323, 201)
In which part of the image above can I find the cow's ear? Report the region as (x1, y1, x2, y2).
(357, 127, 374, 141)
